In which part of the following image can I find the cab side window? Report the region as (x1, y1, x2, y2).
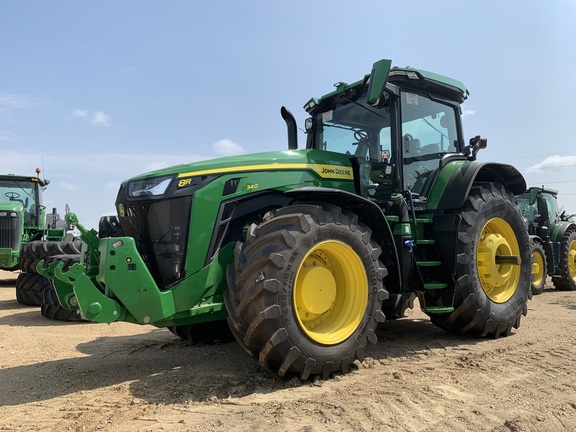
(400, 92, 459, 192)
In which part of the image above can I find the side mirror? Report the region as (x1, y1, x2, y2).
(367, 59, 392, 106)
(465, 135, 487, 160)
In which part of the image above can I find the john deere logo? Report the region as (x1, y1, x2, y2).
(321, 167, 352, 176)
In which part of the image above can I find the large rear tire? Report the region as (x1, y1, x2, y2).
(530, 240, 547, 295)
(224, 203, 388, 380)
(19, 241, 81, 274)
(431, 184, 531, 337)
(15, 272, 46, 306)
(552, 229, 576, 291)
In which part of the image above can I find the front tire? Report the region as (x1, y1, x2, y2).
(224, 203, 388, 380)
(431, 184, 531, 337)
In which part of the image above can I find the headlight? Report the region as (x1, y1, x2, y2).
(128, 175, 173, 197)
(304, 117, 315, 133)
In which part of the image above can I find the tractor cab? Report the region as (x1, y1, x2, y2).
(303, 61, 474, 206)
(517, 187, 561, 239)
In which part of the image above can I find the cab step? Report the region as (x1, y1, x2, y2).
(425, 306, 454, 314)
(416, 239, 435, 245)
(423, 283, 448, 290)
(416, 260, 442, 267)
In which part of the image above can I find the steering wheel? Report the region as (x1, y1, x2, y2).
(5, 191, 20, 200)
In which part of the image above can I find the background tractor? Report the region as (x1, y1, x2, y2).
(517, 187, 576, 294)
(0, 169, 80, 314)
(0, 168, 64, 270)
(40, 59, 532, 380)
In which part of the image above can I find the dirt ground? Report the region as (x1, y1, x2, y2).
(1, 270, 575, 432)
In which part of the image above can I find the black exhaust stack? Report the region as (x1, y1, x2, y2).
(281, 106, 298, 150)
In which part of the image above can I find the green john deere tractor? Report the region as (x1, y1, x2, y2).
(0, 169, 80, 310)
(517, 186, 576, 294)
(39, 59, 532, 379)
(0, 169, 58, 269)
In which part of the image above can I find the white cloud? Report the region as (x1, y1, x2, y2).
(462, 109, 476, 117)
(91, 111, 112, 127)
(212, 138, 244, 155)
(72, 109, 88, 117)
(525, 155, 576, 172)
(0, 93, 39, 114)
(70, 109, 112, 127)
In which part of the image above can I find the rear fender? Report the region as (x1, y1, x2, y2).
(550, 221, 576, 243)
(427, 162, 526, 276)
(435, 162, 526, 210)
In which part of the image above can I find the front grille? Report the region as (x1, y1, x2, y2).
(119, 196, 192, 290)
(0, 213, 21, 250)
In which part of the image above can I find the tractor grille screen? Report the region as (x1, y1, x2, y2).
(119, 196, 192, 290)
(0, 213, 20, 250)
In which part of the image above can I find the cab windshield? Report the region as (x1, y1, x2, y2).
(0, 179, 40, 225)
(315, 93, 392, 161)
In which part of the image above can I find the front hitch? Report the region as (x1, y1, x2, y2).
(39, 257, 124, 322)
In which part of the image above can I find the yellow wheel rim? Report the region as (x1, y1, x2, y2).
(476, 218, 520, 303)
(568, 240, 576, 282)
(532, 249, 545, 287)
(294, 240, 367, 345)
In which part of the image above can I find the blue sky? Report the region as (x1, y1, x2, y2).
(1, 1, 575, 228)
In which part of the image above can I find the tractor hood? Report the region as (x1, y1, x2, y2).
(122, 149, 354, 186)
(0, 201, 24, 213)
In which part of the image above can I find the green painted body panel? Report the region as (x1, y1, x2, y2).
(424, 160, 467, 210)
(183, 164, 354, 274)
(550, 221, 567, 243)
(0, 248, 19, 269)
(127, 149, 353, 181)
